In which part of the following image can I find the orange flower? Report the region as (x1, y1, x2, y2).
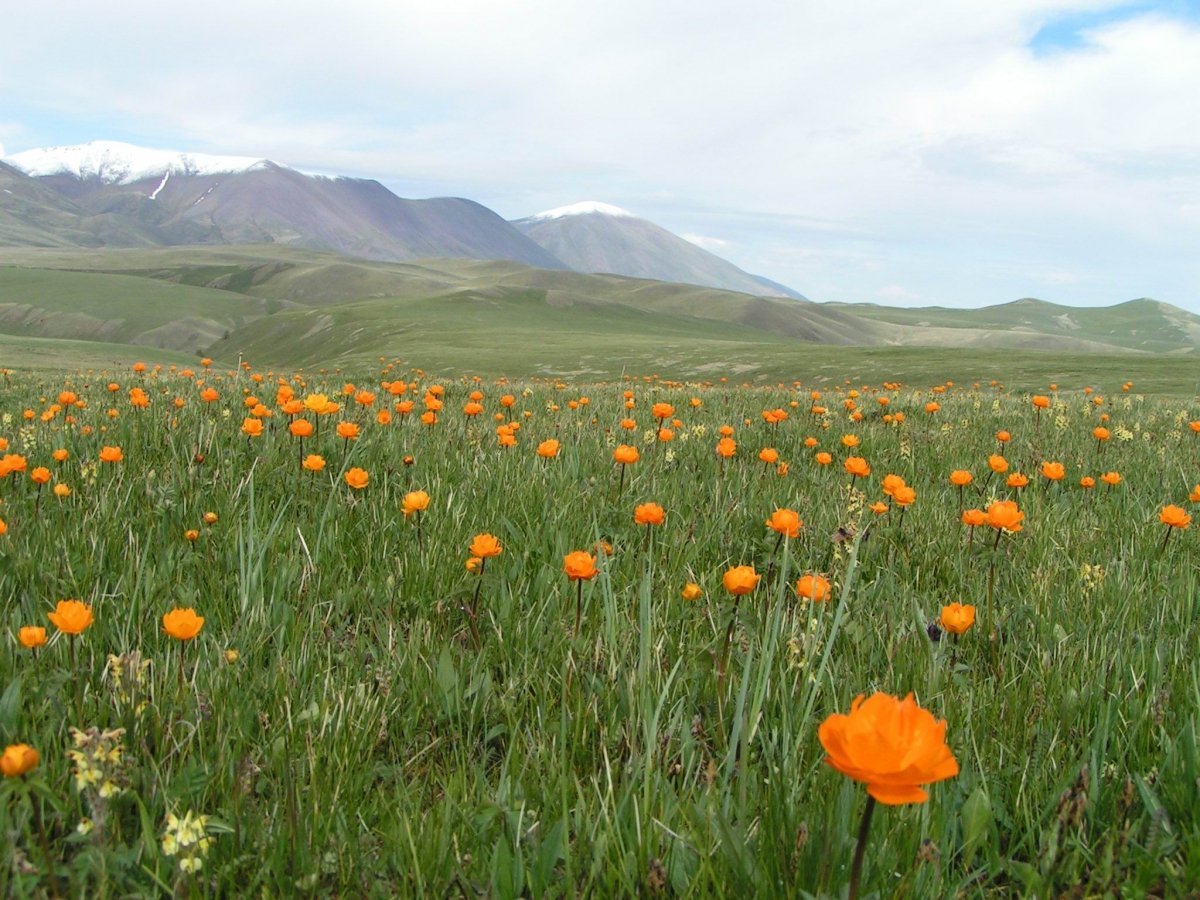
(795, 573, 831, 603)
(634, 502, 666, 526)
(1032, 395, 1050, 410)
(881, 474, 906, 497)
(818, 692, 959, 805)
(99, 446, 123, 463)
(336, 422, 360, 441)
(52, 448, 69, 462)
(1100, 471, 1121, 487)
(465, 556, 483, 574)
(681, 582, 703, 601)
(869, 501, 889, 515)
(996, 430, 1011, 443)
(765, 508, 802, 538)
(841, 434, 860, 448)
(613, 445, 640, 465)
(563, 551, 599, 581)
(402, 490, 430, 518)
(303, 454, 326, 472)
(844, 456, 871, 478)
(815, 451, 832, 466)
(722, 565, 760, 596)
(1006, 473, 1029, 489)
(48, 599, 94, 635)
(184, 528, 200, 542)
(18, 626, 47, 649)
(924, 401, 940, 414)
(470, 533, 503, 559)
(30, 467, 51, 485)
(1040, 461, 1065, 481)
(241, 417, 263, 438)
(949, 470, 972, 487)
(939, 603, 975, 635)
(988, 454, 1009, 474)
(620, 418, 637, 431)
(1080, 476, 1096, 489)
(203, 512, 218, 525)
(162, 608, 205, 641)
(1190, 485, 1200, 504)
(289, 419, 314, 438)
(536, 439, 560, 459)
(985, 500, 1024, 533)
(344, 467, 369, 490)
(1093, 426, 1110, 442)
(716, 437, 737, 459)
(463, 401, 484, 417)
(0, 744, 39, 778)
(892, 485, 917, 507)
(961, 508, 986, 528)
(1160, 505, 1191, 529)
(651, 402, 675, 421)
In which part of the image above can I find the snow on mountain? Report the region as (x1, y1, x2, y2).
(3, 140, 278, 185)
(527, 200, 636, 220)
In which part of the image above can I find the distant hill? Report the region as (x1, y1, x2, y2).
(512, 201, 804, 298)
(2, 141, 565, 269)
(828, 296, 1200, 353)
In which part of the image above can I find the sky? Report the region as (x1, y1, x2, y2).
(2, 0, 1199, 311)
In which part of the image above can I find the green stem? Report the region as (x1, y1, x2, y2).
(848, 795, 877, 900)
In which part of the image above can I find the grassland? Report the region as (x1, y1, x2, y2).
(1, 363, 1199, 896)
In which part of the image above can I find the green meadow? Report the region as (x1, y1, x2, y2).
(1, 362, 1199, 896)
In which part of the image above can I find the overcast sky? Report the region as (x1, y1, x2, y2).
(2, 0, 1198, 311)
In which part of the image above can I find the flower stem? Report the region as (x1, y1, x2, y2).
(848, 795, 876, 900)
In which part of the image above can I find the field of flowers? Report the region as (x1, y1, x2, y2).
(1, 360, 1199, 897)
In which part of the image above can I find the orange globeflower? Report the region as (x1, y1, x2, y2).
(681, 582, 703, 601)
(536, 439, 560, 459)
(162, 608, 205, 641)
(1006, 473, 1029, 489)
(996, 430, 1011, 443)
(985, 500, 1024, 533)
(563, 551, 599, 581)
(795, 573, 832, 603)
(241, 417, 263, 438)
(841, 434, 860, 449)
(881, 474, 906, 497)
(48, 599, 94, 635)
(470, 533, 503, 559)
(818, 692, 958, 805)
(52, 448, 69, 462)
(620, 418, 637, 431)
(1, 744, 39, 778)
(613, 445, 640, 465)
(815, 451, 833, 466)
(1100, 471, 1121, 487)
(939, 603, 975, 635)
(924, 401, 940, 414)
(892, 485, 917, 507)
(1040, 461, 1065, 482)
(344, 467, 369, 490)
(1080, 476, 1096, 490)
(18, 626, 47, 649)
(949, 470, 973, 487)
(765, 508, 802, 538)
(1093, 426, 1110, 442)
(99, 446, 123, 463)
(988, 454, 1009, 474)
(758, 448, 779, 464)
(289, 419, 314, 438)
(869, 501, 889, 515)
(1032, 395, 1050, 410)
(402, 490, 430, 518)
(961, 508, 987, 528)
(634, 502, 666, 526)
(336, 422, 360, 441)
(844, 456, 871, 479)
(716, 437, 737, 459)
(651, 402, 675, 421)
(1160, 505, 1192, 529)
(722, 565, 760, 596)
(30, 467, 51, 485)
(303, 454, 326, 472)
(1189, 484, 1200, 503)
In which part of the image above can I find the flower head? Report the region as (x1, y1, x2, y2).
(99, 446, 123, 463)
(796, 573, 832, 603)
(536, 439, 560, 459)
(613, 445, 640, 465)
(470, 533, 503, 559)
(939, 603, 976, 635)
(344, 467, 369, 490)
(986, 499, 1024, 533)
(48, 599, 94, 635)
(1, 744, 39, 778)
(818, 692, 959, 805)
(162, 608, 205, 641)
(1040, 461, 1065, 482)
(1160, 505, 1192, 529)
(402, 490, 430, 518)
(681, 582, 703, 601)
(18, 626, 47, 649)
(563, 551, 599, 581)
(765, 508, 802, 538)
(634, 502, 666, 526)
(844, 456, 871, 478)
(722, 565, 760, 597)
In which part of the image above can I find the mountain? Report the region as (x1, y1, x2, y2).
(2, 141, 566, 269)
(827, 296, 1200, 354)
(511, 201, 804, 298)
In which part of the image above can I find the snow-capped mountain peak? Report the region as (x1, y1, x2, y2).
(3, 140, 279, 185)
(527, 201, 636, 221)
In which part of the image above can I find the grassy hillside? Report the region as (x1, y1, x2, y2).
(830, 297, 1200, 353)
(0, 266, 294, 353)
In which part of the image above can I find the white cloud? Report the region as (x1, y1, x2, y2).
(681, 233, 729, 251)
(1, 1, 1198, 311)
